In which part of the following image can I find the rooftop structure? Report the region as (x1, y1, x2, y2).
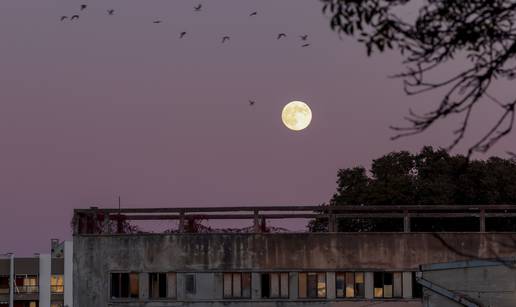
(73, 205, 516, 307)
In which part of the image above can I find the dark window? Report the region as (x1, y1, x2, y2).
(223, 273, 251, 299)
(374, 272, 402, 298)
(110, 273, 139, 299)
(185, 274, 196, 295)
(0, 276, 9, 290)
(298, 272, 326, 299)
(412, 272, 423, 298)
(149, 273, 167, 298)
(336, 272, 364, 298)
(261, 273, 289, 298)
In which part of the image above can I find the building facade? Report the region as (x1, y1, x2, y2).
(0, 240, 73, 307)
(72, 205, 516, 307)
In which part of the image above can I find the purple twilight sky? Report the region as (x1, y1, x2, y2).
(1, 0, 515, 255)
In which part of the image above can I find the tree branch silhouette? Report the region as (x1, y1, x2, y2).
(322, 0, 516, 156)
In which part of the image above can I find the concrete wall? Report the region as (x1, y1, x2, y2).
(73, 232, 516, 307)
(422, 264, 516, 307)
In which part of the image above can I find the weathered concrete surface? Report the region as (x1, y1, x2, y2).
(423, 264, 516, 307)
(74, 232, 516, 307)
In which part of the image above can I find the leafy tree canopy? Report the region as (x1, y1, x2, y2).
(310, 146, 516, 231)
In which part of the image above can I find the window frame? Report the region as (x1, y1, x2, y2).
(335, 271, 365, 299)
(373, 272, 403, 299)
(222, 272, 252, 299)
(148, 272, 168, 299)
(260, 272, 290, 299)
(298, 272, 327, 299)
(109, 272, 139, 300)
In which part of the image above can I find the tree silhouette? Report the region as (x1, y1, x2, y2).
(309, 146, 516, 232)
(322, 0, 516, 155)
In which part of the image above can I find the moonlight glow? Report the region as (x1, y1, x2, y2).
(281, 101, 312, 131)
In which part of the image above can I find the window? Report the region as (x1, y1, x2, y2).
(223, 273, 251, 298)
(149, 273, 167, 299)
(374, 272, 402, 298)
(261, 272, 289, 298)
(51, 275, 64, 294)
(185, 274, 196, 295)
(298, 272, 326, 299)
(16, 275, 38, 293)
(110, 272, 139, 299)
(336, 272, 364, 298)
(412, 272, 423, 298)
(0, 276, 8, 294)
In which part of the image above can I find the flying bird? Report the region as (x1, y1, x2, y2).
(249, 11, 257, 17)
(221, 36, 230, 43)
(60, 16, 68, 21)
(249, 100, 256, 106)
(194, 4, 202, 11)
(80, 4, 87, 11)
(301, 43, 311, 48)
(153, 20, 162, 24)
(300, 34, 308, 41)
(107, 9, 115, 15)
(277, 33, 286, 40)
(179, 31, 187, 39)
(71, 15, 79, 21)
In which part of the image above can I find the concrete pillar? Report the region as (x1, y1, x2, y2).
(365, 272, 374, 299)
(103, 211, 110, 234)
(250, 273, 259, 299)
(39, 254, 51, 307)
(253, 211, 260, 233)
(402, 272, 413, 298)
(326, 272, 336, 299)
(64, 241, 73, 307)
(289, 272, 298, 299)
(213, 273, 223, 300)
(176, 273, 185, 300)
(480, 209, 486, 232)
(9, 253, 14, 307)
(139, 273, 148, 300)
(404, 210, 411, 232)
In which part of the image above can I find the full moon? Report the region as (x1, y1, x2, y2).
(281, 101, 312, 131)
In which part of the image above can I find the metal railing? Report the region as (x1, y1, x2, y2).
(73, 204, 516, 234)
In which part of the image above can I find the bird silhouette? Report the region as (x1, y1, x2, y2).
(194, 4, 202, 11)
(277, 33, 286, 40)
(60, 16, 68, 21)
(153, 20, 162, 24)
(80, 4, 87, 11)
(249, 11, 257, 17)
(179, 31, 187, 39)
(71, 15, 79, 21)
(249, 100, 256, 106)
(222, 36, 230, 43)
(301, 43, 311, 48)
(107, 9, 115, 15)
(300, 34, 308, 41)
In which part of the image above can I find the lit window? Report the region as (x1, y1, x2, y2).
(223, 273, 251, 299)
(15, 275, 38, 293)
(374, 272, 402, 298)
(110, 272, 139, 299)
(298, 272, 326, 299)
(51, 275, 64, 293)
(261, 272, 289, 298)
(336, 272, 364, 298)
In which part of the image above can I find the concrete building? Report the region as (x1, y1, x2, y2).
(0, 240, 73, 307)
(72, 205, 516, 307)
